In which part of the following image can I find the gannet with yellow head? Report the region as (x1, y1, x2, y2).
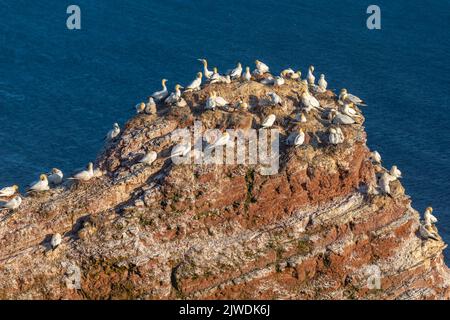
(165, 84, 184, 105)
(389, 165, 402, 180)
(214, 91, 229, 107)
(151, 79, 169, 101)
(0, 185, 19, 197)
(339, 89, 367, 106)
(255, 60, 270, 74)
(424, 207, 438, 227)
(197, 59, 213, 79)
(186, 72, 202, 91)
(0, 195, 22, 210)
(70, 162, 94, 181)
(106, 123, 120, 141)
(135, 102, 146, 114)
(261, 114, 276, 128)
(242, 66, 251, 81)
(29, 174, 50, 192)
(205, 92, 217, 110)
(307, 66, 315, 85)
(329, 126, 344, 145)
(228, 63, 242, 79)
(318, 74, 327, 92)
(48, 168, 63, 185)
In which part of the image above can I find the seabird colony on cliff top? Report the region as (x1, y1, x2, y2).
(0, 59, 441, 244)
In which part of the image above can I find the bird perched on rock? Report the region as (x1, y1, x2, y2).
(139, 151, 157, 165)
(170, 142, 192, 158)
(185, 72, 202, 91)
(307, 66, 315, 85)
(106, 123, 120, 141)
(328, 127, 344, 145)
(165, 84, 184, 105)
(339, 89, 367, 106)
(92, 168, 105, 178)
(341, 103, 361, 120)
(369, 151, 382, 164)
(209, 67, 221, 83)
(198, 59, 213, 79)
(228, 63, 243, 79)
(287, 129, 305, 146)
(318, 74, 328, 92)
(70, 162, 94, 181)
(281, 68, 295, 78)
(0, 185, 19, 197)
(293, 111, 307, 123)
(214, 92, 229, 107)
(419, 224, 439, 241)
(424, 207, 437, 227)
(135, 102, 146, 114)
(329, 109, 356, 125)
(260, 76, 275, 85)
(261, 114, 276, 128)
(254, 60, 270, 74)
(291, 71, 301, 80)
(50, 233, 62, 249)
(145, 97, 157, 114)
(29, 174, 50, 192)
(48, 168, 63, 185)
(378, 172, 392, 195)
(301, 81, 322, 112)
(267, 92, 282, 106)
(205, 92, 217, 110)
(0, 195, 22, 211)
(242, 66, 251, 81)
(151, 79, 169, 101)
(389, 165, 402, 180)
(206, 132, 230, 151)
(274, 76, 285, 87)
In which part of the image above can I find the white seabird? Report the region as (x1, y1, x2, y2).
(424, 207, 437, 227)
(214, 92, 229, 107)
(339, 89, 367, 106)
(228, 63, 242, 79)
(378, 173, 392, 195)
(135, 102, 146, 114)
(70, 162, 94, 181)
(50, 233, 62, 249)
(242, 66, 251, 81)
(318, 74, 328, 92)
(205, 92, 217, 110)
(0, 195, 22, 210)
(139, 151, 158, 165)
(301, 81, 322, 112)
(419, 224, 439, 241)
(287, 129, 305, 146)
(145, 97, 157, 114)
(330, 110, 356, 125)
(185, 72, 202, 91)
(209, 67, 221, 83)
(255, 60, 270, 74)
(29, 174, 50, 192)
(151, 79, 169, 101)
(341, 103, 361, 119)
(106, 123, 120, 141)
(329, 127, 344, 145)
(260, 76, 275, 85)
(92, 168, 105, 178)
(198, 59, 213, 79)
(389, 165, 402, 179)
(291, 71, 301, 80)
(48, 168, 63, 185)
(165, 84, 184, 105)
(274, 76, 285, 86)
(369, 151, 382, 164)
(0, 185, 19, 197)
(281, 68, 295, 78)
(261, 114, 276, 128)
(267, 92, 282, 105)
(170, 142, 192, 158)
(206, 132, 230, 151)
(307, 66, 315, 85)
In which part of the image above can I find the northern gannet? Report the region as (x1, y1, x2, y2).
(378, 173, 391, 195)
(291, 71, 301, 80)
(424, 207, 437, 227)
(145, 97, 157, 114)
(242, 66, 251, 81)
(329, 127, 344, 145)
(170, 142, 192, 158)
(389, 165, 402, 179)
(307, 66, 315, 85)
(106, 123, 120, 141)
(206, 132, 230, 151)
(0, 195, 22, 210)
(274, 76, 285, 86)
(261, 114, 276, 128)
(267, 92, 282, 105)
(139, 151, 158, 165)
(50, 233, 62, 249)
(330, 110, 356, 125)
(287, 129, 305, 146)
(205, 92, 217, 110)
(48, 168, 63, 185)
(318, 74, 328, 92)
(339, 89, 367, 106)
(214, 92, 229, 107)
(301, 82, 322, 111)
(255, 60, 270, 74)
(135, 102, 146, 114)
(369, 151, 382, 164)
(92, 168, 105, 178)
(186, 72, 202, 91)
(341, 103, 361, 119)
(209, 67, 221, 83)
(228, 63, 242, 79)
(70, 162, 94, 181)
(281, 68, 295, 78)
(29, 174, 50, 192)
(198, 59, 213, 79)
(260, 76, 275, 85)
(151, 79, 169, 101)
(165, 84, 184, 105)
(0, 185, 19, 197)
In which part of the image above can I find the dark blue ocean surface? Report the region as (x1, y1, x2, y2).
(1, 1, 449, 261)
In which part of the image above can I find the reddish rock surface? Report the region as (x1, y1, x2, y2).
(0, 79, 448, 300)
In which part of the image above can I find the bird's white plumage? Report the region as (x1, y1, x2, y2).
(151, 79, 169, 101)
(140, 151, 157, 165)
(261, 114, 276, 128)
(71, 163, 94, 181)
(267, 92, 282, 105)
(307, 66, 315, 85)
(0, 195, 22, 210)
(51, 233, 62, 249)
(0, 185, 18, 197)
(29, 175, 49, 192)
(48, 168, 63, 185)
(186, 73, 202, 91)
(106, 123, 120, 141)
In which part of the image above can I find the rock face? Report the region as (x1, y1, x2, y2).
(0, 77, 449, 300)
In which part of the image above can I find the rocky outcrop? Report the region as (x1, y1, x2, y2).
(0, 76, 448, 300)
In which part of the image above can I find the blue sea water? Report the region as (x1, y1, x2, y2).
(1, 0, 449, 262)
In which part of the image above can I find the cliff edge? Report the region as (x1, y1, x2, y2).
(0, 73, 449, 300)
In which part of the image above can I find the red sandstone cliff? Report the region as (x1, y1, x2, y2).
(0, 78, 448, 300)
